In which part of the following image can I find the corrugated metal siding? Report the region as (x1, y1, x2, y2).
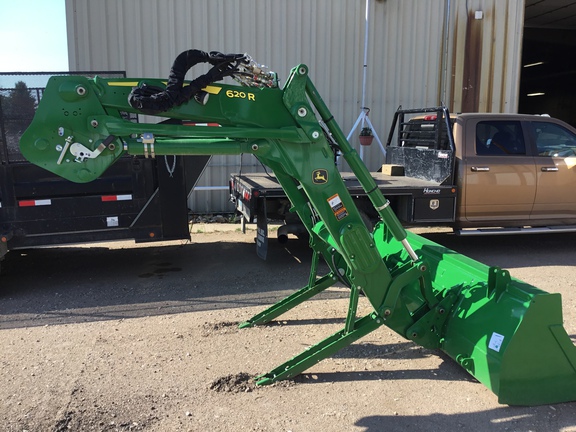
(66, 0, 525, 213)
(449, 0, 525, 114)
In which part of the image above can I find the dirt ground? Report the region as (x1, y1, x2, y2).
(1, 225, 576, 432)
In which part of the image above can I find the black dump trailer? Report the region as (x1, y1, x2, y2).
(0, 72, 209, 268)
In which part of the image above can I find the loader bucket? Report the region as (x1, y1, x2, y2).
(374, 227, 576, 406)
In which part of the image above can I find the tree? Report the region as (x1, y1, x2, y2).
(4, 81, 37, 135)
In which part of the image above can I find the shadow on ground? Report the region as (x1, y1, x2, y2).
(0, 236, 347, 329)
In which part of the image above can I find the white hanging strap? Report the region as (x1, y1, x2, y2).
(164, 155, 177, 177)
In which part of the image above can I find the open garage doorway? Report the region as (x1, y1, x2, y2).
(519, 1, 576, 127)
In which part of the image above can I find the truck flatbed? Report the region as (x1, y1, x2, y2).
(234, 171, 443, 195)
(230, 169, 457, 237)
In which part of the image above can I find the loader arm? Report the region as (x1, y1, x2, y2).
(20, 57, 576, 406)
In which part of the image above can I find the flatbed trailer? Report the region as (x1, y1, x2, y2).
(230, 170, 457, 258)
(230, 107, 458, 258)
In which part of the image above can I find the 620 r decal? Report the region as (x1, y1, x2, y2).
(226, 89, 256, 101)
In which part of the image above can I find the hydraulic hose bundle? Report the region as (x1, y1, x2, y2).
(128, 49, 246, 114)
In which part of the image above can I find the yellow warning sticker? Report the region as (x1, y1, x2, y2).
(107, 82, 222, 95)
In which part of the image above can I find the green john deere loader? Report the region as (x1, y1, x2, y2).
(19, 51, 576, 405)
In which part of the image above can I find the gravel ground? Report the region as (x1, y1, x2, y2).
(1, 225, 575, 432)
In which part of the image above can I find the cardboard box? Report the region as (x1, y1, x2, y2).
(381, 164, 404, 176)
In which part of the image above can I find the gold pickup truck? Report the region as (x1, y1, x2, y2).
(232, 106, 576, 244)
(387, 107, 576, 235)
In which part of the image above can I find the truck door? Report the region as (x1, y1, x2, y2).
(528, 120, 576, 219)
(463, 120, 536, 222)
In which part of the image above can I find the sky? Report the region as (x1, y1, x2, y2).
(0, 0, 69, 72)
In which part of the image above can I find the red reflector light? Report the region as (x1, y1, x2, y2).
(101, 194, 132, 202)
(423, 115, 437, 121)
(253, 190, 260, 197)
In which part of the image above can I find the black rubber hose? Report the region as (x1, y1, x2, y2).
(128, 49, 241, 115)
(164, 49, 211, 104)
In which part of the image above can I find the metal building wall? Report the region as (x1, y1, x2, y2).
(449, 0, 525, 114)
(65, 0, 525, 213)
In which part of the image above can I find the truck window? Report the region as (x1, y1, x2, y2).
(530, 121, 576, 157)
(475, 121, 526, 156)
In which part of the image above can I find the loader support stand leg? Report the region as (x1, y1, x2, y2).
(308, 249, 320, 287)
(256, 312, 385, 385)
(345, 285, 360, 334)
(239, 251, 337, 328)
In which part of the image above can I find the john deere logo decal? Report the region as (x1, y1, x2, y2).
(313, 169, 328, 184)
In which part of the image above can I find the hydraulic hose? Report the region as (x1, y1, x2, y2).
(128, 49, 244, 114)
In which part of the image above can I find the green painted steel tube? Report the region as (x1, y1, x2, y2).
(256, 312, 385, 385)
(239, 272, 336, 328)
(124, 138, 247, 156)
(304, 77, 409, 247)
(104, 121, 305, 141)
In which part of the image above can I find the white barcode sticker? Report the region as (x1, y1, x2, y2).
(106, 216, 119, 227)
(488, 332, 505, 352)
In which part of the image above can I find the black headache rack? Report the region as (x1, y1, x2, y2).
(381, 106, 458, 225)
(0, 72, 208, 260)
(385, 105, 457, 185)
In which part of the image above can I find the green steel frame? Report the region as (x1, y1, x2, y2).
(20, 64, 576, 406)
